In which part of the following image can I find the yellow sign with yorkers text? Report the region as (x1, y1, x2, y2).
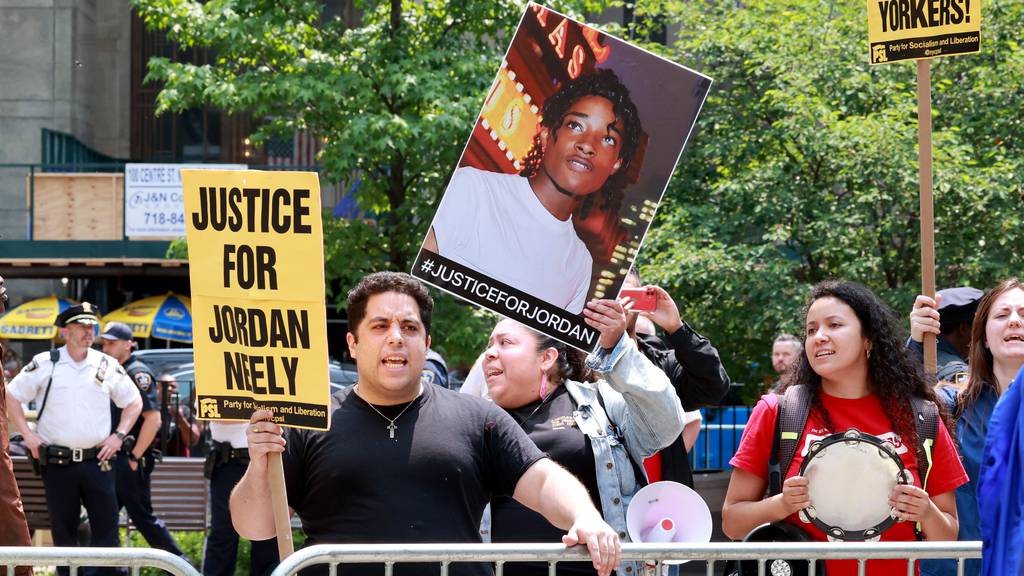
(182, 169, 330, 430)
(867, 0, 981, 64)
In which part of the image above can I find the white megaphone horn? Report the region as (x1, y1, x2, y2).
(626, 481, 713, 547)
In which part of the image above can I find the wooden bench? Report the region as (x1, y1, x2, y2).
(134, 456, 208, 535)
(12, 455, 208, 535)
(11, 456, 48, 531)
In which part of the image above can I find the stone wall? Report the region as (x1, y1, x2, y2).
(0, 0, 130, 239)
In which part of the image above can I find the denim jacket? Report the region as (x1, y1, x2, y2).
(563, 334, 686, 576)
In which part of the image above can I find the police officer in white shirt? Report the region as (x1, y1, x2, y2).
(5, 303, 142, 576)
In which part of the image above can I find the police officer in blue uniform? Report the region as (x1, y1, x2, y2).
(5, 303, 142, 576)
(908, 286, 983, 384)
(203, 421, 277, 576)
(420, 348, 450, 389)
(99, 322, 186, 560)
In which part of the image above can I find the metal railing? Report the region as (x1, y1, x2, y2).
(269, 542, 983, 576)
(0, 546, 199, 576)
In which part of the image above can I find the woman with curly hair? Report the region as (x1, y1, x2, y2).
(423, 69, 643, 314)
(723, 280, 967, 576)
(911, 278, 1024, 576)
(482, 298, 683, 576)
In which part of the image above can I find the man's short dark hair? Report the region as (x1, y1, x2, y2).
(346, 272, 434, 336)
(520, 69, 643, 213)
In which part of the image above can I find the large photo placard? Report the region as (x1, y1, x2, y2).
(413, 2, 712, 351)
(182, 170, 331, 430)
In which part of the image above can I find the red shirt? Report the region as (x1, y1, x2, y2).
(730, 392, 968, 576)
(643, 452, 663, 483)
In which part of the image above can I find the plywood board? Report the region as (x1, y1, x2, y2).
(28, 173, 124, 240)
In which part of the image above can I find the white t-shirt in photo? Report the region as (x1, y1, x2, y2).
(431, 167, 593, 314)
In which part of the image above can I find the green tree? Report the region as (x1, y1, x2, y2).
(632, 0, 1023, 396)
(133, 0, 523, 272)
(134, 0, 600, 365)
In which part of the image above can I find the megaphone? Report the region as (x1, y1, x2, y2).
(626, 481, 713, 545)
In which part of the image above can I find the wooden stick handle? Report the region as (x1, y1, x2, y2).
(268, 452, 294, 560)
(917, 58, 937, 376)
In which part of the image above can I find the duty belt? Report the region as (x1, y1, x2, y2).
(45, 445, 100, 465)
(204, 441, 250, 478)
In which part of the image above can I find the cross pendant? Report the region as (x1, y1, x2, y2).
(387, 422, 397, 439)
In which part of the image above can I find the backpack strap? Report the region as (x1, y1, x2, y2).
(768, 385, 813, 496)
(767, 394, 785, 496)
(909, 396, 940, 490)
(909, 395, 940, 538)
(34, 349, 61, 425)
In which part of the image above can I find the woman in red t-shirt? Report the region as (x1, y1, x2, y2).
(723, 280, 968, 576)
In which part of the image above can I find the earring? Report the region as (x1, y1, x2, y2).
(866, 348, 872, 359)
(540, 372, 549, 399)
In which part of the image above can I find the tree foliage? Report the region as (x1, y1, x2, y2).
(633, 0, 1024, 394)
(139, 0, 1023, 378)
(134, 0, 600, 366)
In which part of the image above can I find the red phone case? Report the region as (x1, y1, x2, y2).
(620, 288, 656, 311)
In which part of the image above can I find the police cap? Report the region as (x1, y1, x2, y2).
(937, 287, 983, 331)
(100, 321, 134, 342)
(55, 302, 100, 327)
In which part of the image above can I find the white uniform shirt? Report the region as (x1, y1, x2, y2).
(209, 421, 248, 448)
(8, 347, 140, 449)
(431, 167, 593, 314)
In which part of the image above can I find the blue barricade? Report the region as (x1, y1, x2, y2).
(691, 406, 752, 471)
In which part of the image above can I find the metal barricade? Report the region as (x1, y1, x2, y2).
(0, 546, 199, 576)
(270, 541, 982, 576)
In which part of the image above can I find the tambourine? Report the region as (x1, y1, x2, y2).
(797, 428, 912, 541)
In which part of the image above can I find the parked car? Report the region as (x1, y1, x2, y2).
(165, 361, 357, 402)
(132, 348, 196, 376)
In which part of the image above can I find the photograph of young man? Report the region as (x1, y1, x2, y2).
(423, 69, 642, 314)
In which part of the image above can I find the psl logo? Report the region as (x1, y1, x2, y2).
(872, 45, 889, 63)
(199, 398, 221, 419)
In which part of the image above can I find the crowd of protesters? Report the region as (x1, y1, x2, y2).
(1, 270, 1022, 576)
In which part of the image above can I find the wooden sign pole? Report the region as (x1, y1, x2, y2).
(917, 58, 937, 375)
(269, 452, 295, 560)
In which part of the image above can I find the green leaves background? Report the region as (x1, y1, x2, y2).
(136, 0, 1023, 381)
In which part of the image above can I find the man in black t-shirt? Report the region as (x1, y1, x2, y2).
(231, 272, 621, 576)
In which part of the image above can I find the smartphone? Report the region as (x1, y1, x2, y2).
(620, 287, 657, 311)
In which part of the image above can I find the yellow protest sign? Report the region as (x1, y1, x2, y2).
(182, 170, 331, 430)
(868, 0, 981, 64)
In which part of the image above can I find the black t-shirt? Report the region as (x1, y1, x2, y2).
(490, 386, 601, 576)
(283, 383, 545, 576)
(110, 355, 159, 439)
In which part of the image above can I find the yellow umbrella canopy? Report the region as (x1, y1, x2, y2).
(0, 295, 79, 340)
(102, 293, 192, 343)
